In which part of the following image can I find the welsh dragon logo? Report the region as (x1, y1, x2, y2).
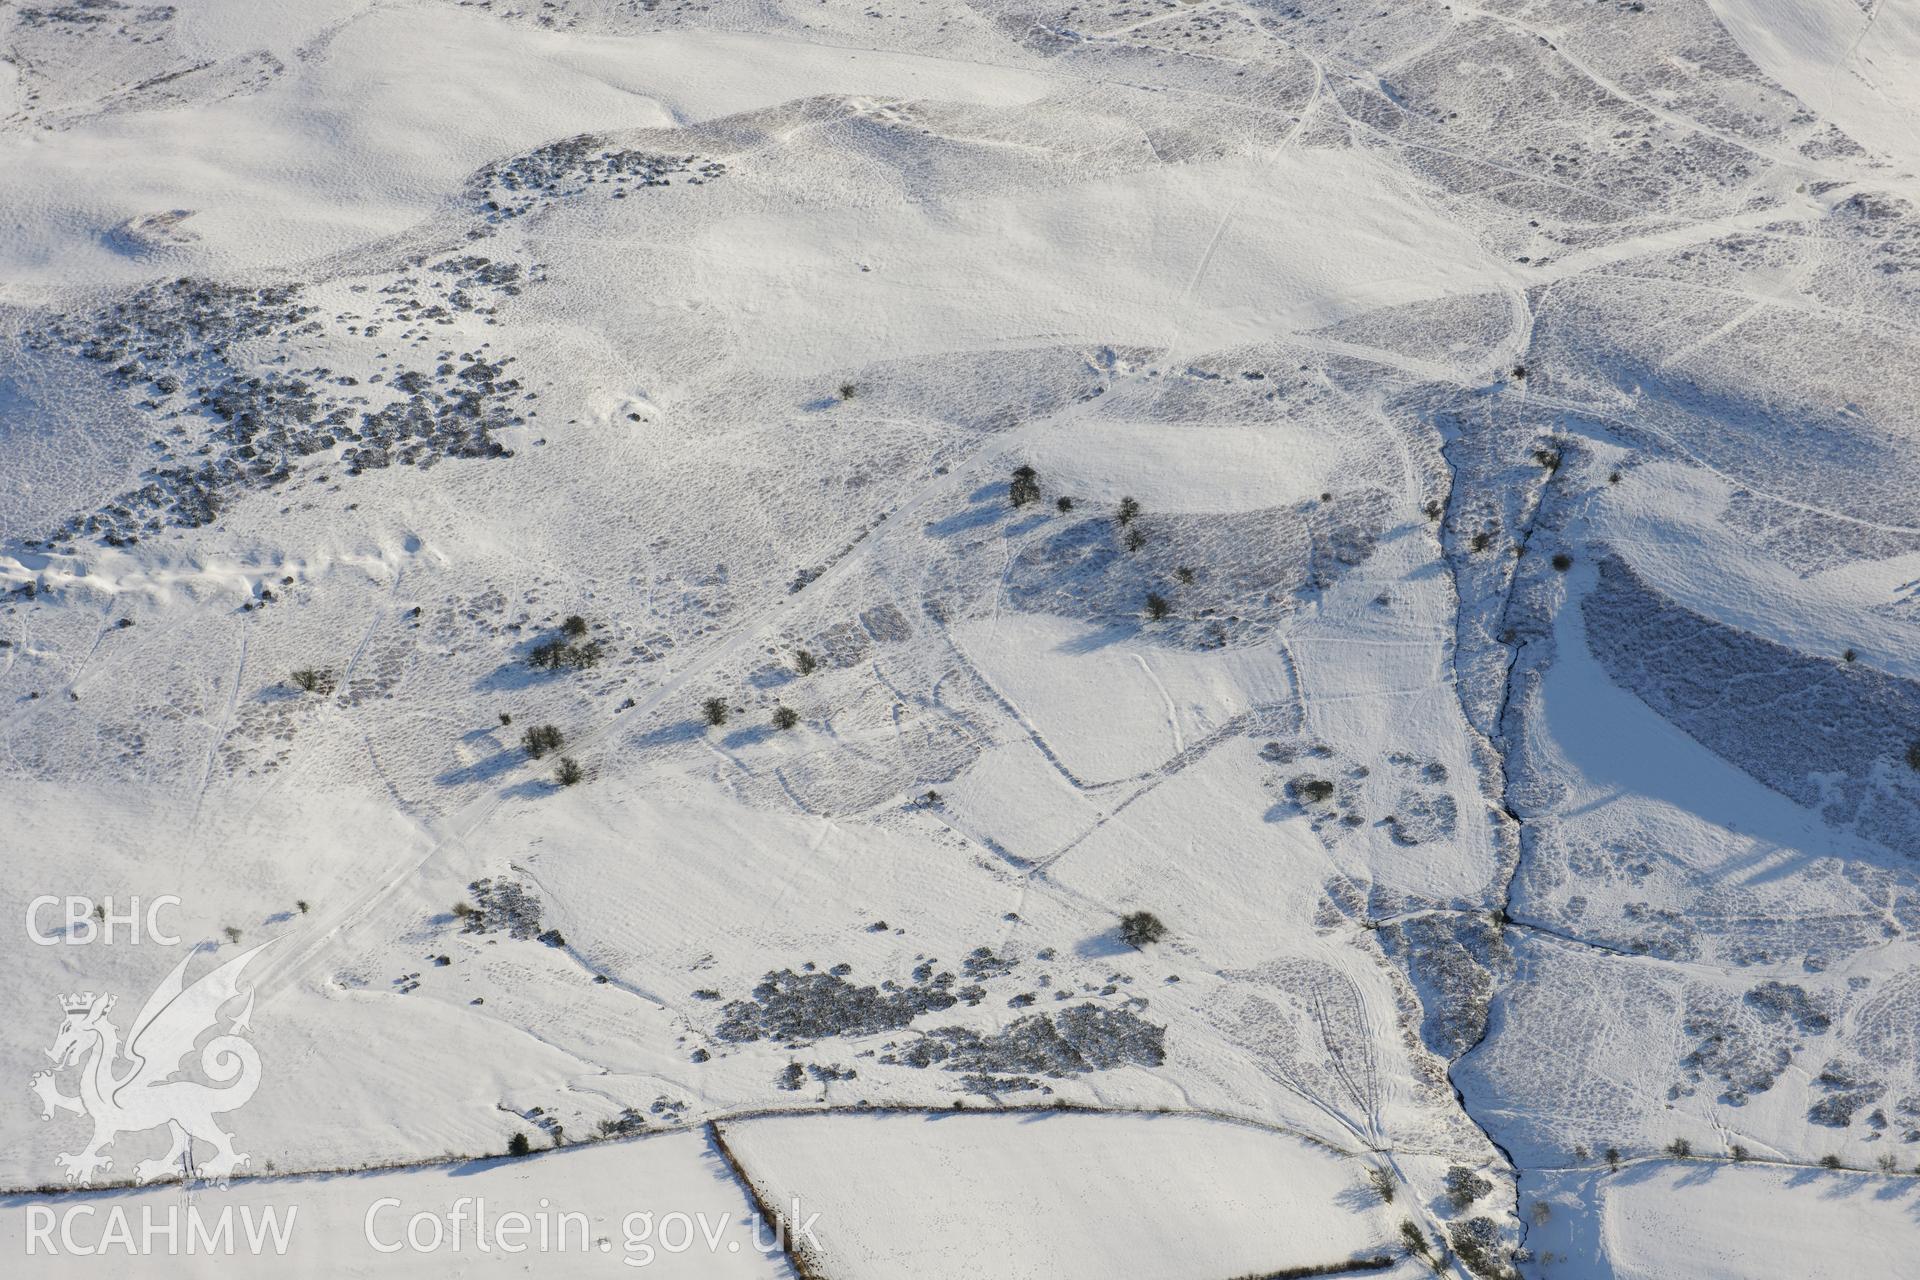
(30, 942, 273, 1185)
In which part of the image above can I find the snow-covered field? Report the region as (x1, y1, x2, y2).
(4, 0, 1920, 1275)
(722, 1110, 1396, 1280)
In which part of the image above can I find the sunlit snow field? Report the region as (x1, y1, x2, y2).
(3, 0, 1920, 1276)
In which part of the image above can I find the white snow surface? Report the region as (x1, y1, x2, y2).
(721, 1110, 1395, 1279)
(4, 0, 1920, 1276)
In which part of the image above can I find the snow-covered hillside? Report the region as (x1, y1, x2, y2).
(3, 0, 1918, 1276)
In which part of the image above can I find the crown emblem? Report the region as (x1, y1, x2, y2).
(60, 992, 96, 1014)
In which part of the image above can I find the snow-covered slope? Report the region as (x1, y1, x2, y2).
(4, 0, 1919, 1276)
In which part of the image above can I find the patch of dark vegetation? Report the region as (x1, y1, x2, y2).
(289, 667, 334, 695)
(473, 136, 727, 220)
(1009, 464, 1040, 508)
(521, 724, 563, 758)
(28, 259, 534, 543)
(1744, 981, 1831, 1032)
(1444, 1164, 1492, 1211)
(1288, 777, 1336, 804)
(1376, 914, 1511, 1059)
(1233, 1256, 1395, 1279)
(458, 877, 544, 940)
(596, 1108, 648, 1138)
(711, 956, 1165, 1086)
(963, 946, 1017, 980)
(1119, 911, 1167, 948)
(1003, 495, 1391, 650)
(1446, 1216, 1517, 1280)
(1808, 1059, 1885, 1128)
(884, 1003, 1166, 1078)
(528, 636, 603, 671)
(1399, 1220, 1438, 1271)
(714, 964, 990, 1044)
(1385, 790, 1457, 846)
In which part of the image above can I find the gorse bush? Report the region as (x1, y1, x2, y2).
(1444, 1165, 1492, 1211)
(290, 668, 334, 694)
(521, 724, 563, 758)
(1120, 911, 1167, 947)
(702, 696, 730, 727)
(554, 756, 583, 787)
(1399, 1220, 1437, 1273)
(529, 638, 603, 671)
(1288, 777, 1335, 804)
(1009, 464, 1041, 508)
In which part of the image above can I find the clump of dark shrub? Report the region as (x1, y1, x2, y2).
(1400, 1220, 1438, 1272)
(1010, 464, 1041, 507)
(1288, 777, 1335, 804)
(529, 637, 602, 671)
(1444, 1164, 1492, 1211)
(1447, 1217, 1514, 1279)
(522, 724, 563, 758)
(290, 668, 334, 694)
(1120, 911, 1167, 948)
